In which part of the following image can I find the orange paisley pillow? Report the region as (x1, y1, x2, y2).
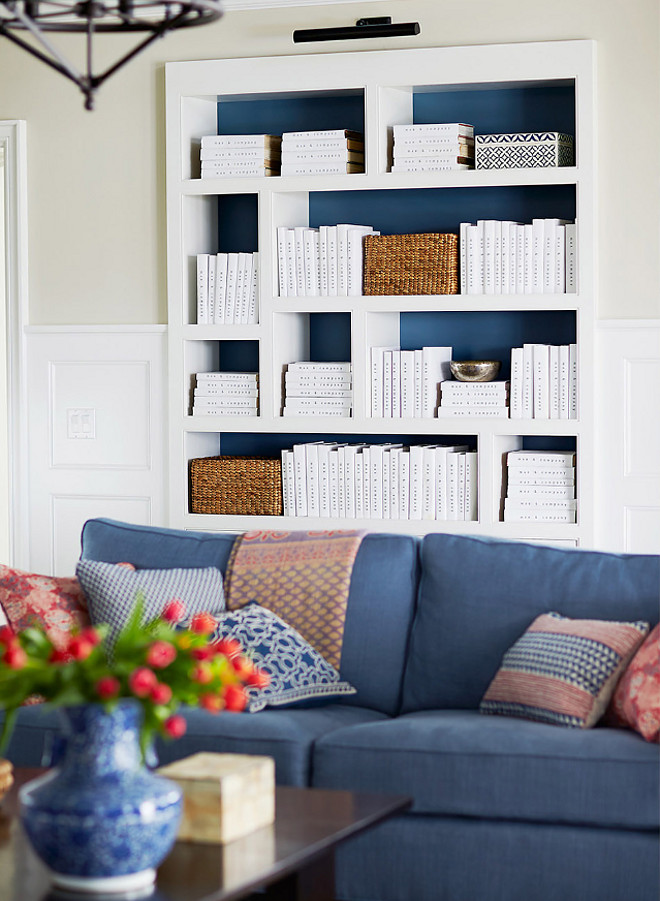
(607, 623, 660, 743)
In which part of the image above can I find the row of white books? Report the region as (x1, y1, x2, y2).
(196, 252, 258, 325)
(510, 344, 577, 420)
(277, 223, 378, 297)
(503, 450, 576, 523)
(191, 372, 259, 417)
(200, 134, 281, 179)
(280, 129, 364, 177)
(392, 122, 475, 173)
(282, 362, 352, 417)
(439, 380, 509, 417)
(281, 442, 478, 521)
(371, 346, 453, 418)
(459, 219, 577, 294)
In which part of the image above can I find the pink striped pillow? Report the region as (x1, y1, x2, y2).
(480, 612, 649, 728)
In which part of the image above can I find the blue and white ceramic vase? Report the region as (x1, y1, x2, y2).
(19, 700, 182, 893)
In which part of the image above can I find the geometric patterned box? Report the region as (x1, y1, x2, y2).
(475, 132, 574, 169)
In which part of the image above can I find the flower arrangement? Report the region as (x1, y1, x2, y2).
(0, 594, 269, 754)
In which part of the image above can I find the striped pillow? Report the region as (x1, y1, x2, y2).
(480, 612, 649, 728)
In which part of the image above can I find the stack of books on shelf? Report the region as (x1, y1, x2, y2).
(459, 219, 577, 294)
(371, 346, 452, 418)
(277, 223, 378, 297)
(282, 362, 352, 417)
(438, 380, 510, 418)
(504, 450, 576, 523)
(281, 441, 477, 522)
(200, 134, 281, 178)
(391, 123, 474, 173)
(191, 372, 259, 417)
(509, 344, 577, 420)
(196, 252, 258, 325)
(280, 129, 365, 177)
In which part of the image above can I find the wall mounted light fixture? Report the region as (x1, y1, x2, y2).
(293, 16, 420, 44)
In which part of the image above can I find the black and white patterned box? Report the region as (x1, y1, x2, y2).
(475, 132, 574, 169)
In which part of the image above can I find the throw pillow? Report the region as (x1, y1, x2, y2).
(0, 565, 91, 649)
(480, 612, 649, 728)
(209, 603, 356, 713)
(76, 559, 225, 646)
(607, 623, 660, 742)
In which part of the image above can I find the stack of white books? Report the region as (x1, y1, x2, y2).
(280, 129, 364, 177)
(192, 372, 259, 417)
(281, 441, 478, 521)
(200, 134, 281, 178)
(276, 223, 378, 297)
(509, 344, 577, 420)
(504, 450, 576, 523)
(371, 346, 453, 418)
(196, 252, 258, 325)
(391, 123, 474, 173)
(438, 380, 510, 418)
(459, 218, 577, 294)
(283, 362, 352, 417)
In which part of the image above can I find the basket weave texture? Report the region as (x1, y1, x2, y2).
(190, 456, 283, 516)
(362, 232, 459, 296)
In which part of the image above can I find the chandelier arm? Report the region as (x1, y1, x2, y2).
(4, 1, 83, 81)
(0, 24, 83, 86)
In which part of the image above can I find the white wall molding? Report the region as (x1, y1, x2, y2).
(595, 319, 660, 553)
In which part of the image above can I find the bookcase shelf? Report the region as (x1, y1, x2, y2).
(166, 40, 596, 545)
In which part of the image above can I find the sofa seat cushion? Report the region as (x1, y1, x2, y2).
(312, 710, 660, 830)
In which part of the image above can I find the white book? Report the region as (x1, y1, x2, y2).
(236, 252, 251, 324)
(466, 225, 481, 294)
(371, 346, 397, 418)
(280, 163, 363, 176)
(192, 395, 257, 408)
(508, 465, 575, 479)
(200, 146, 281, 161)
(422, 346, 453, 418)
(509, 347, 524, 419)
(504, 508, 576, 523)
(523, 224, 534, 294)
(507, 450, 576, 466)
(282, 128, 363, 141)
(493, 220, 503, 294)
(224, 254, 238, 324)
(514, 225, 526, 295)
(446, 452, 461, 521)
(248, 252, 258, 324)
(532, 219, 545, 294)
(565, 223, 578, 293)
(283, 148, 362, 164)
(532, 343, 550, 419)
(457, 453, 467, 522)
(201, 166, 277, 179)
(383, 350, 394, 418)
(317, 443, 333, 519)
(464, 451, 478, 521)
(391, 350, 402, 418)
(549, 345, 561, 419)
(440, 380, 509, 398)
(507, 484, 576, 500)
(559, 344, 571, 419)
(196, 254, 209, 324)
(287, 386, 352, 399)
(284, 396, 352, 410)
(354, 449, 365, 519)
(319, 226, 330, 296)
(288, 361, 352, 373)
(382, 447, 392, 520)
(344, 444, 363, 520)
(214, 253, 228, 324)
(201, 134, 281, 149)
(194, 385, 259, 397)
(390, 162, 470, 172)
(393, 123, 474, 139)
(303, 228, 319, 297)
(483, 220, 497, 295)
(285, 229, 297, 297)
(436, 406, 509, 417)
(400, 350, 416, 419)
(554, 225, 566, 294)
(306, 442, 321, 518)
(336, 224, 357, 296)
(293, 227, 308, 296)
(326, 226, 339, 296)
(336, 445, 348, 519)
(328, 446, 341, 519)
(196, 371, 258, 382)
(507, 473, 575, 487)
(500, 221, 518, 295)
(414, 350, 424, 419)
(397, 450, 409, 520)
(192, 406, 258, 418)
(312, 233, 322, 295)
(207, 253, 217, 324)
(347, 226, 375, 296)
(459, 222, 470, 294)
(201, 157, 278, 171)
(286, 374, 352, 388)
(292, 444, 309, 516)
(281, 450, 295, 517)
(422, 445, 438, 520)
(368, 444, 384, 519)
(441, 397, 508, 408)
(543, 219, 569, 293)
(521, 343, 535, 418)
(281, 138, 363, 152)
(361, 446, 371, 519)
(408, 445, 424, 521)
(276, 227, 288, 297)
(505, 497, 577, 511)
(569, 343, 578, 420)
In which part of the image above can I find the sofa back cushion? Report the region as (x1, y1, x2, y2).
(401, 533, 660, 713)
(80, 519, 419, 715)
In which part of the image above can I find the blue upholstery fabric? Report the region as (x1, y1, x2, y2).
(80, 519, 419, 716)
(153, 704, 388, 785)
(403, 533, 660, 712)
(333, 814, 660, 901)
(313, 709, 659, 829)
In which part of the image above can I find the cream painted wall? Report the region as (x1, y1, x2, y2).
(0, 0, 657, 325)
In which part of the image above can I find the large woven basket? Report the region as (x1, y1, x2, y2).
(190, 456, 283, 516)
(362, 232, 459, 295)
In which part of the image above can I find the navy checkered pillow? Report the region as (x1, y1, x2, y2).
(76, 559, 225, 646)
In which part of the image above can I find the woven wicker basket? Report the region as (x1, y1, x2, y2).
(362, 232, 459, 295)
(190, 456, 283, 516)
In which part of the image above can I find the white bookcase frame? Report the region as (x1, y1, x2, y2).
(165, 40, 596, 545)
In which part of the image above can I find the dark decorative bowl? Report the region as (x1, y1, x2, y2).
(449, 360, 501, 382)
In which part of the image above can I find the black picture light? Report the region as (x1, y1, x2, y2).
(293, 17, 421, 44)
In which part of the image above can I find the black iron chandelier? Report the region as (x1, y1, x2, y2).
(0, 0, 222, 110)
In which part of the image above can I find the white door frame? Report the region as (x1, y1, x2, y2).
(1, 121, 29, 567)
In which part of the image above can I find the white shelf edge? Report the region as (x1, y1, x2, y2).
(269, 294, 584, 313)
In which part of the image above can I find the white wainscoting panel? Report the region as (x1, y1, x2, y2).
(596, 321, 660, 553)
(25, 327, 167, 575)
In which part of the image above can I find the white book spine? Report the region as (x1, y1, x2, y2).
(319, 226, 329, 296)
(422, 346, 452, 418)
(390, 351, 402, 418)
(533, 343, 550, 419)
(422, 446, 437, 521)
(336, 225, 351, 297)
(207, 254, 216, 324)
(225, 253, 239, 324)
(276, 227, 288, 298)
(215, 253, 228, 324)
(399, 450, 410, 520)
(559, 344, 570, 419)
(201, 134, 279, 149)
(446, 453, 460, 521)
(569, 343, 578, 420)
(292, 444, 308, 516)
(383, 350, 394, 418)
(400, 351, 415, 419)
(507, 450, 575, 466)
(549, 345, 560, 420)
(565, 223, 578, 293)
(303, 229, 319, 297)
(414, 350, 424, 418)
(196, 254, 209, 324)
(464, 451, 478, 521)
(409, 445, 424, 520)
(507, 484, 576, 500)
(493, 220, 502, 294)
(344, 446, 358, 519)
(523, 224, 534, 294)
(465, 225, 479, 294)
(285, 229, 297, 297)
(522, 343, 534, 418)
(459, 222, 469, 294)
(515, 225, 526, 295)
(248, 252, 258, 324)
(361, 446, 371, 519)
(483, 220, 496, 295)
(337, 446, 347, 519)
(293, 227, 307, 296)
(281, 450, 291, 517)
(532, 219, 545, 294)
(238, 252, 252, 324)
(306, 444, 320, 518)
(369, 445, 384, 519)
(317, 444, 332, 519)
(288, 361, 352, 372)
(327, 226, 338, 297)
(354, 450, 364, 520)
(328, 448, 340, 519)
(554, 225, 566, 294)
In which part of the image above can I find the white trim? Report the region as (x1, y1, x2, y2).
(0, 121, 29, 568)
(597, 319, 660, 329)
(25, 325, 168, 334)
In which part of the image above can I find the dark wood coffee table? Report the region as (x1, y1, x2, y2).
(0, 768, 410, 901)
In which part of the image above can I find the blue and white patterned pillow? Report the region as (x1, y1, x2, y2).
(210, 603, 356, 713)
(76, 559, 225, 646)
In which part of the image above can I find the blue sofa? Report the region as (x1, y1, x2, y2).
(6, 518, 660, 901)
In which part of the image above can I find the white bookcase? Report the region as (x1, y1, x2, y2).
(165, 40, 596, 545)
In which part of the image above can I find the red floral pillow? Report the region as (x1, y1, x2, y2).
(0, 565, 91, 650)
(607, 623, 660, 743)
